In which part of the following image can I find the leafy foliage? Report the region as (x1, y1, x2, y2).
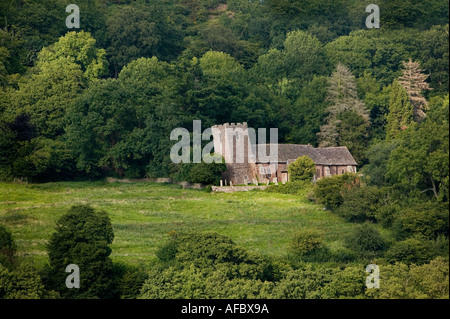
(313, 173, 359, 210)
(0, 264, 59, 299)
(336, 186, 384, 223)
(385, 237, 436, 265)
(0, 225, 16, 267)
(44, 205, 116, 299)
(344, 223, 388, 257)
(366, 257, 449, 299)
(386, 95, 449, 200)
(0, 0, 448, 300)
(288, 229, 324, 257)
(266, 180, 312, 195)
(391, 202, 449, 240)
(287, 156, 316, 182)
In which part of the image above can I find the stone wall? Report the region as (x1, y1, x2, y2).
(211, 185, 268, 193)
(105, 177, 204, 189)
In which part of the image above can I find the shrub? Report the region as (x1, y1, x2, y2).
(156, 240, 178, 264)
(344, 223, 387, 257)
(187, 160, 226, 185)
(287, 156, 316, 182)
(321, 266, 367, 299)
(330, 246, 356, 263)
(432, 235, 449, 257)
(141, 231, 285, 299)
(313, 173, 359, 210)
(385, 237, 435, 265)
(170, 154, 226, 185)
(336, 186, 383, 222)
(289, 229, 324, 256)
(366, 258, 449, 299)
(375, 203, 399, 228)
(266, 180, 310, 195)
(44, 205, 117, 299)
(156, 231, 272, 280)
(0, 225, 16, 259)
(203, 184, 213, 192)
(392, 202, 449, 240)
(140, 265, 276, 299)
(271, 265, 337, 299)
(112, 263, 148, 299)
(0, 264, 60, 299)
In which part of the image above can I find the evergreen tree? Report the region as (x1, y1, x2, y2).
(317, 64, 370, 162)
(385, 80, 413, 141)
(398, 59, 431, 122)
(44, 205, 117, 299)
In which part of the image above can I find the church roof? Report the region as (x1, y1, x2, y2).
(314, 147, 358, 166)
(256, 144, 357, 166)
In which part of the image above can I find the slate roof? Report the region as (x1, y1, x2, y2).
(256, 144, 357, 166)
(315, 147, 358, 166)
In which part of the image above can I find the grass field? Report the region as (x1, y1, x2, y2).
(0, 181, 387, 268)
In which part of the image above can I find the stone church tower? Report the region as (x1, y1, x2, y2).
(211, 122, 255, 185)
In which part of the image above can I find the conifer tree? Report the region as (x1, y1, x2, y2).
(385, 80, 413, 140)
(317, 64, 370, 161)
(398, 59, 431, 122)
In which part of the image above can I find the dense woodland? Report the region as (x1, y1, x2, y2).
(0, 0, 449, 299)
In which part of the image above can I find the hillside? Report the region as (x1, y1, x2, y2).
(0, 181, 365, 267)
(0, 0, 448, 302)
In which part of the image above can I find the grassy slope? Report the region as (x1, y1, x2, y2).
(0, 181, 384, 268)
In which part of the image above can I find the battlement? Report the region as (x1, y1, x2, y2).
(211, 122, 248, 131)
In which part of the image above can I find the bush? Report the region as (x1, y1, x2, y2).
(321, 266, 367, 299)
(344, 223, 387, 257)
(156, 240, 178, 264)
(432, 235, 449, 257)
(140, 265, 276, 299)
(141, 231, 287, 299)
(366, 258, 449, 299)
(313, 173, 359, 210)
(336, 186, 383, 222)
(44, 205, 117, 299)
(0, 264, 60, 299)
(287, 156, 316, 182)
(385, 237, 435, 265)
(187, 160, 226, 185)
(392, 202, 449, 240)
(156, 231, 273, 280)
(266, 180, 311, 195)
(375, 203, 399, 228)
(330, 246, 357, 263)
(0, 225, 16, 259)
(289, 229, 324, 256)
(271, 265, 336, 299)
(112, 263, 148, 299)
(203, 184, 213, 193)
(172, 154, 226, 185)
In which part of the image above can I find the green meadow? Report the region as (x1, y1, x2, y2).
(0, 181, 385, 268)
